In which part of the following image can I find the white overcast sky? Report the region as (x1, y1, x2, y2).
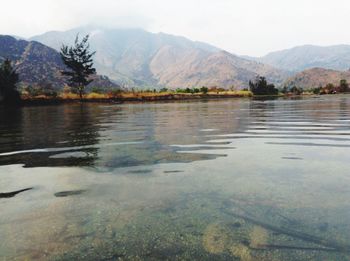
(1, 0, 350, 56)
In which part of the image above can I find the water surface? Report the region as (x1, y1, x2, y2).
(1, 96, 350, 260)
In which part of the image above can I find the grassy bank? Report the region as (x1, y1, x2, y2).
(20, 90, 253, 105)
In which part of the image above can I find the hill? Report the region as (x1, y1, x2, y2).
(283, 67, 350, 89)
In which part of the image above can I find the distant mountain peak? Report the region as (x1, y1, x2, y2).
(253, 44, 350, 72)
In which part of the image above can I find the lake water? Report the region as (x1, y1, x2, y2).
(1, 96, 350, 260)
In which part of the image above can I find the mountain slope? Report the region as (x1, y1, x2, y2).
(0, 35, 118, 91)
(150, 49, 287, 88)
(31, 27, 288, 89)
(283, 67, 350, 89)
(0, 35, 66, 88)
(255, 45, 350, 72)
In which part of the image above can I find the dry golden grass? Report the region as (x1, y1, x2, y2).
(85, 92, 108, 99)
(21, 90, 253, 101)
(59, 92, 80, 99)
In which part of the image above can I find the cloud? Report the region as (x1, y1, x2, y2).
(0, 0, 350, 56)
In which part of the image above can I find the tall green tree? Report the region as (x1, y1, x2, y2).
(0, 59, 20, 104)
(60, 34, 96, 100)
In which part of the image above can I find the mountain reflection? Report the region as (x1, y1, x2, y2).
(0, 101, 246, 169)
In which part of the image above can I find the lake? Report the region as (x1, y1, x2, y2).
(1, 96, 350, 260)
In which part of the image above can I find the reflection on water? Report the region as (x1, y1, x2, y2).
(0, 102, 242, 168)
(1, 96, 350, 260)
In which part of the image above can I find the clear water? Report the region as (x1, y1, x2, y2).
(1, 96, 350, 260)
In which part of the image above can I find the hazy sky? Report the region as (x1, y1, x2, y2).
(1, 0, 349, 56)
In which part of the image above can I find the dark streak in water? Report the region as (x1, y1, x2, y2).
(282, 157, 304, 160)
(127, 170, 153, 174)
(251, 244, 338, 252)
(217, 135, 350, 142)
(266, 142, 350, 148)
(0, 188, 33, 198)
(54, 190, 87, 197)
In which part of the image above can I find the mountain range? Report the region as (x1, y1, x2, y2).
(2, 26, 350, 91)
(30, 26, 289, 89)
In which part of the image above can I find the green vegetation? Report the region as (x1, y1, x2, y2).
(313, 80, 349, 95)
(200, 86, 209, 94)
(285, 79, 350, 96)
(60, 34, 96, 100)
(281, 86, 304, 95)
(339, 79, 349, 93)
(249, 76, 278, 95)
(23, 83, 58, 98)
(0, 59, 20, 105)
(175, 86, 223, 94)
(175, 87, 201, 94)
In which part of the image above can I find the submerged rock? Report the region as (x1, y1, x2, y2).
(249, 225, 269, 248)
(230, 243, 253, 261)
(202, 223, 230, 254)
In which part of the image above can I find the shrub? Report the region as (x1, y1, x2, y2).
(339, 79, 349, 93)
(90, 87, 104, 94)
(249, 76, 278, 95)
(107, 89, 122, 98)
(200, 86, 208, 94)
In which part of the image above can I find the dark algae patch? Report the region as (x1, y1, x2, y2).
(163, 170, 185, 174)
(127, 169, 153, 174)
(281, 157, 304, 160)
(0, 188, 33, 198)
(54, 190, 87, 197)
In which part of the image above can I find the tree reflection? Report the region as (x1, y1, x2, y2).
(0, 104, 101, 167)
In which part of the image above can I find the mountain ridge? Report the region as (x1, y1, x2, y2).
(7, 27, 350, 91)
(30, 27, 288, 89)
(247, 44, 350, 72)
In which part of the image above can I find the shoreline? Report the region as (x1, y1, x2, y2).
(3, 92, 346, 107)
(19, 93, 254, 106)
